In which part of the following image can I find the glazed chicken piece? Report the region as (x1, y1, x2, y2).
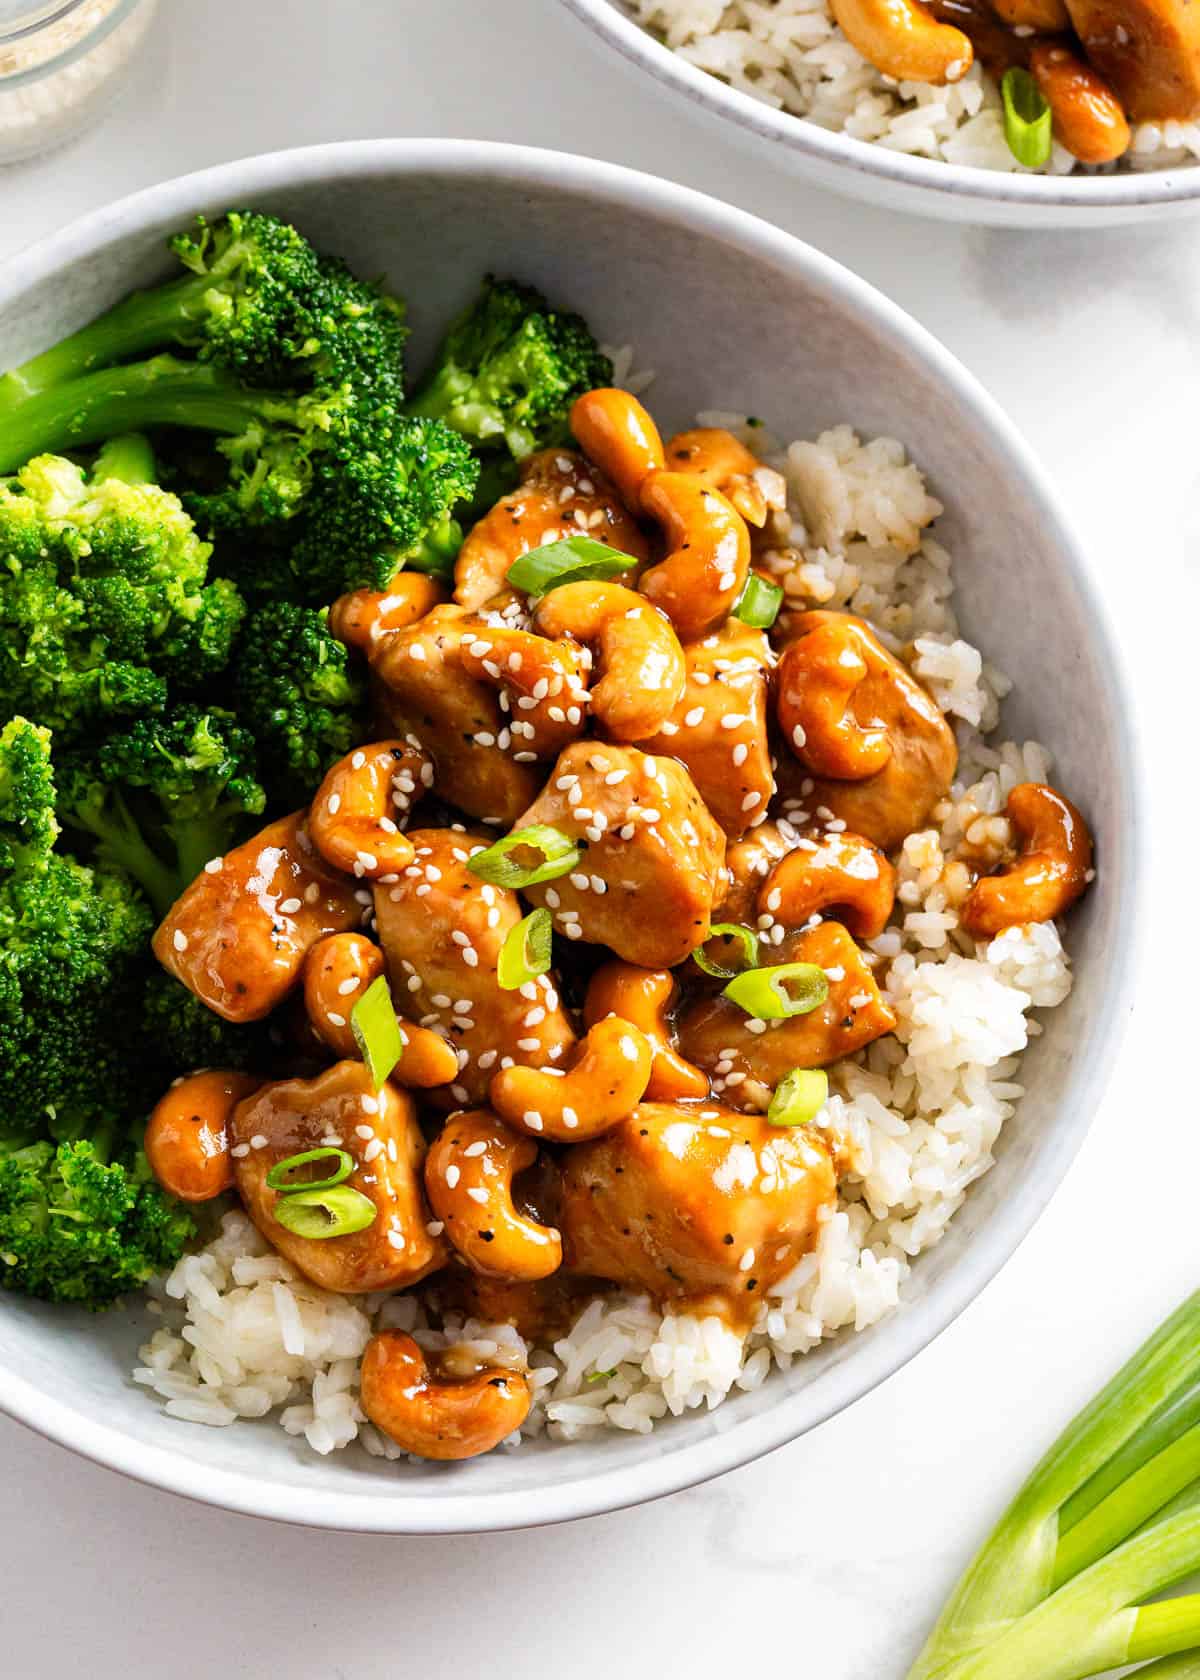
(560, 1100, 840, 1319)
(372, 604, 542, 827)
(152, 812, 365, 1022)
(1064, 0, 1200, 120)
(372, 827, 576, 1105)
(677, 920, 897, 1100)
(642, 619, 775, 840)
(775, 611, 957, 853)
(454, 448, 649, 612)
(231, 1060, 446, 1293)
(715, 820, 803, 926)
(515, 742, 727, 968)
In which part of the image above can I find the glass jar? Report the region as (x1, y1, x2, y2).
(0, 0, 158, 165)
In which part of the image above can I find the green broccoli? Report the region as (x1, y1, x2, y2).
(233, 601, 365, 805)
(142, 971, 270, 1077)
(406, 276, 612, 467)
(0, 437, 245, 739)
(0, 718, 155, 1150)
(0, 209, 408, 406)
(0, 1139, 194, 1309)
(59, 704, 266, 916)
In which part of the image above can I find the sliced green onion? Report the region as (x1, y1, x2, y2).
(732, 572, 783, 629)
(467, 824, 581, 890)
(1002, 67, 1053, 169)
(587, 1368, 618, 1384)
(272, 1183, 377, 1240)
(350, 974, 404, 1089)
(266, 1147, 354, 1194)
(768, 1068, 829, 1128)
(722, 961, 829, 1020)
(506, 534, 636, 597)
(497, 907, 554, 990)
(693, 922, 759, 980)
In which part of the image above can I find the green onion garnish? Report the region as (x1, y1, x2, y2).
(497, 907, 554, 990)
(587, 1368, 618, 1384)
(732, 573, 783, 629)
(467, 824, 581, 890)
(350, 974, 404, 1089)
(266, 1147, 354, 1194)
(722, 961, 829, 1021)
(272, 1183, 377, 1240)
(1001, 67, 1053, 169)
(506, 534, 636, 597)
(693, 922, 760, 980)
(767, 1068, 829, 1128)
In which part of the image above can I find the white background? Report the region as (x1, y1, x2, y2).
(1, 2, 1196, 1676)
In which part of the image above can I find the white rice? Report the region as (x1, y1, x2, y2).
(132, 412, 1075, 1460)
(623, 0, 1200, 173)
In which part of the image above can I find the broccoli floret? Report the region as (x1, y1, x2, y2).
(233, 602, 365, 805)
(0, 1140, 193, 1310)
(142, 971, 270, 1077)
(0, 209, 408, 405)
(0, 440, 246, 739)
(0, 719, 155, 1148)
(59, 705, 266, 916)
(406, 276, 612, 464)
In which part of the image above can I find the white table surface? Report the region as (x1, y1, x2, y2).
(1, 2, 1195, 1675)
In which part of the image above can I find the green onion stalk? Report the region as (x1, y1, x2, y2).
(907, 1292, 1200, 1680)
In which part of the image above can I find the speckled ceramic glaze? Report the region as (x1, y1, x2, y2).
(560, 0, 1200, 227)
(0, 141, 1140, 1531)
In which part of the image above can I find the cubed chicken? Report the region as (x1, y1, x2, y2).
(1065, 0, 1200, 119)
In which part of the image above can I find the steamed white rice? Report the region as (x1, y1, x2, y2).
(133, 406, 1076, 1461)
(624, 0, 1200, 173)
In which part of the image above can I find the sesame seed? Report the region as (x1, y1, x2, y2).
(337, 977, 361, 996)
(250, 1134, 268, 1150)
(742, 792, 762, 811)
(172, 930, 188, 952)
(732, 743, 748, 767)
(407, 975, 422, 992)
(463, 1140, 488, 1158)
(562, 1107, 579, 1129)
(467, 1186, 489, 1205)
(516, 1037, 541, 1051)
(523, 1110, 544, 1131)
(445, 1165, 460, 1188)
(204, 857, 223, 874)
(328, 793, 342, 815)
(426, 1220, 445, 1237)
(230, 1143, 250, 1158)
(327, 1011, 346, 1027)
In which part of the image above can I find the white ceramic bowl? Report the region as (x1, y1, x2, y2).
(0, 140, 1139, 1531)
(561, 0, 1200, 227)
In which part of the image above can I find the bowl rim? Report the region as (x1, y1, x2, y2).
(559, 0, 1200, 214)
(0, 137, 1143, 1533)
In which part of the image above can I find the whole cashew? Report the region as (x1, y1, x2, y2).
(532, 580, 686, 743)
(1030, 45, 1131, 165)
(638, 472, 752, 643)
(153, 813, 366, 1023)
(490, 1017, 653, 1142)
(760, 829, 897, 940)
(961, 782, 1093, 938)
(329, 574, 447, 656)
(309, 740, 431, 880)
(425, 1110, 563, 1281)
(145, 1069, 260, 1202)
(570, 387, 666, 509)
(458, 623, 591, 757)
(831, 0, 973, 83)
(778, 619, 892, 779)
(360, 1329, 532, 1461)
(454, 447, 647, 612)
(664, 428, 784, 529)
(584, 962, 710, 1102)
(300, 933, 460, 1089)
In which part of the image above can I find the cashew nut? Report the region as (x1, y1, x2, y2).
(231, 1060, 446, 1293)
(760, 829, 897, 940)
(153, 812, 366, 1023)
(454, 447, 647, 611)
(490, 1017, 653, 1142)
(309, 740, 431, 880)
(360, 1330, 532, 1461)
(145, 1069, 260, 1202)
(329, 573, 446, 656)
(425, 1110, 563, 1281)
(1030, 44, 1131, 164)
(961, 782, 1093, 938)
(638, 472, 752, 643)
(458, 623, 591, 757)
(532, 580, 686, 743)
(584, 961, 710, 1102)
(302, 932, 461, 1088)
(775, 611, 957, 852)
(831, 0, 973, 84)
(664, 427, 784, 529)
(570, 387, 666, 509)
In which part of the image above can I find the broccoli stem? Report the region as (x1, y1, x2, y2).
(61, 786, 179, 919)
(92, 431, 157, 487)
(168, 811, 233, 890)
(0, 356, 295, 475)
(0, 271, 235, 412)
